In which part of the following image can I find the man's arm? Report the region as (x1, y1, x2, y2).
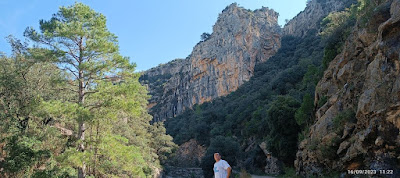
(226, 167, 231, 178)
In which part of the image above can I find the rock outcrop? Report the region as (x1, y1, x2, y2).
(141, 3, 281, 121)
(295, 0, 400, 176)
(169, 139, 205, 167)
(259, 142, 283, 175)
(283, 0, 355, 37)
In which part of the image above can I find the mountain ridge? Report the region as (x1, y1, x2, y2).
(140, 3, 281, 121)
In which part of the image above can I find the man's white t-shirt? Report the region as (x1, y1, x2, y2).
(213, 159, 230, 178)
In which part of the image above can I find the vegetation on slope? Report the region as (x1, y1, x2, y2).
(165, 0, 369, 175)
(165, 31, 324, 175)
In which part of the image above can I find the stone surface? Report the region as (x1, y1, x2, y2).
(337, 141, 350, 155)
(140, 3, 281, 121)
(259, 142, 283, 175)
(283, 0, 354, 37)
(264, 156, 282, 175)
(169, 139, 205, 167)
(296, 0, 400, 176)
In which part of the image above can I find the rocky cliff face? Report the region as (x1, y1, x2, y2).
(296, 0, 400, 175)
(141, 3, 281, 121)
(283, 0, 355, 37)
(168, 139, 205, 167)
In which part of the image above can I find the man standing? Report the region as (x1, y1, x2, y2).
(213, 153, 232, 178)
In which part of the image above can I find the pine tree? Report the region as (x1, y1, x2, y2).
(23, 3, 175, 177)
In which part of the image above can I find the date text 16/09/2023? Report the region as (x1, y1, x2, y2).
(347, 170, 393, 175)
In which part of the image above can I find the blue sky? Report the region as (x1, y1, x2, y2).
(0, 0, 307, 71)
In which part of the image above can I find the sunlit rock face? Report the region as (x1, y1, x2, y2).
(283, 0, 351, 37)
(295, 0, 400, 176)
(140, 3, 281, 121)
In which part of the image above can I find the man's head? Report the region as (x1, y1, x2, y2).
(214, 153, 221, 162)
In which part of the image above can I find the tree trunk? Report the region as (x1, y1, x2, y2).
(77, 122, 86, 178)
(78, 68, 86, 178)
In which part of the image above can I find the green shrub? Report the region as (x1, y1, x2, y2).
(317, 96, 328, 107)
(332, 109, 356, 132)
(320, 135, 341, 159)
(265, 96, 301, 164)
(320, 2, 357, 70)
(295, 94, 314, 127)
(298, 126, 310, 141)
(320, 144, 337, 159)
(307, 138, 319, 151)
(277, 166, 301, 178)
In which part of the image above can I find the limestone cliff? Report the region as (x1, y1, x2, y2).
(296, 0, 400, 176)
(283, 0, 355, 37)
(140, 3, 281, 121)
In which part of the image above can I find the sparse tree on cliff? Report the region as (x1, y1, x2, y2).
(285, 19, 289, 24)
(200, 32, 211, 42)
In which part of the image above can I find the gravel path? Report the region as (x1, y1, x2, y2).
(251, 175, 276, 178)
